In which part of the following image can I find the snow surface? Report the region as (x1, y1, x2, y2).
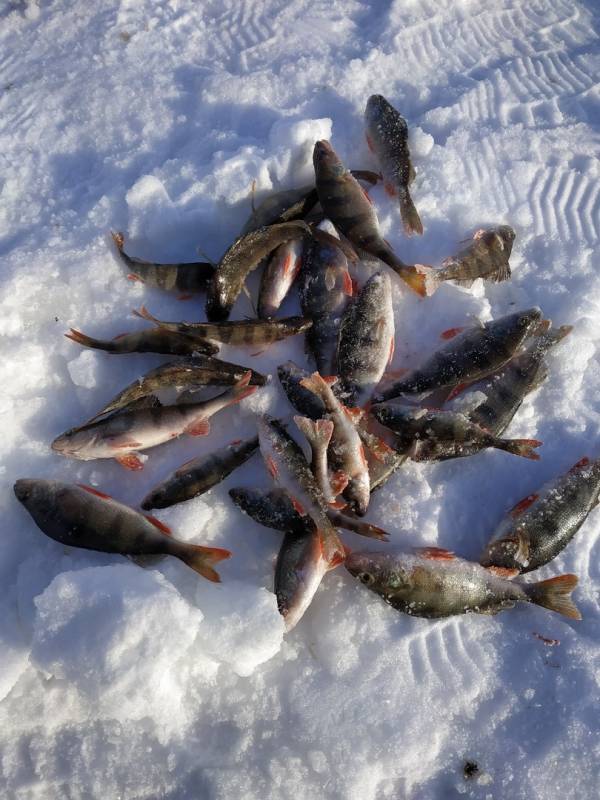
(1, 0, 599, 797)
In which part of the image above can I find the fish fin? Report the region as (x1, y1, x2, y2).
(365, 133, 374, 152)
(330, 470, 349, 496)
(362, 188, 373, 205)
(498, 438, 542, 460)
(398, 189, 423, 236)
(127, 273, 143, 282)
(440, 326, 467, 340)
(323, 538, 345, 570)
(290, 496, 305, 516)
(445, 382, 470, 402)
(473, 228, 486, 240)
(65, 329, 99, 348)
(570, 457, 590, 473)
(228, 371, 258, 405)
(113, 440, 143, 449)
(342, 269, 354, 296)
(485, 566, 520, 579)
(178, 293, 193, 301)
(300, 372, 331, 398)
(115, 453, 144, 471)
(132, 305, 161, 325)
(293, 416, 334, 449)
(388, 336, 395, 365)
(111, 231, 125, 251)
(185, 418, 211, 436)
(394, 265, 427, 297)
(328, 499, 347, 510)
(509, 493, 539, 517)
(415, 547, 455, 561)
(343, 405, 364, 422)
(144, 515, 172, 536)
(489, 262, 511, 283)
(364, 434, 394, 462)
(384, 180, 397, 198)
(77, 484, 112, 500)
(178, 545, 231, 583)
(265, 455, 278, 479)
(526, 574, 581, 620)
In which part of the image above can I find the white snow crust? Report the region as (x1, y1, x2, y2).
(1, 1, 599, 798)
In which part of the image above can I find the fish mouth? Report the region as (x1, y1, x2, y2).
(14, 479, 34, 503)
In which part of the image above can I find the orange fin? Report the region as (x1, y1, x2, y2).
(343, 405, 364, 422)
(486, 566, 520, 579)
(415, 546, 455, 561)
(509, 493, 539, 517)
(330, 470, 349, 496)
(342, 269, 354, 296)
(265, 455, 278, 480)
(111, 231, 125, 250)
(178, 293, 193, 301)
(570, 457, 590, 473)
(127, 273, 143, 282)
(185, 418, 210, 436)
(388, 336, 395, 365)
(179, 545, 231, 582)
(440, 326, 466, 340)
(144, 515, 172, 536)
(528, 574, 581, 620)
(291, 496, 305, 516)
(445, 382, 470, 402)
(77, 484, 112, 500)
(384, 180, 397, 198)
(115, 453, 144, 471)
(328, 499, 347, 510)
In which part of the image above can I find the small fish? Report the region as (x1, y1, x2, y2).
(257, 416, 345, 567)
(141, 437, 259, 509)
(364, 94, 423, 236)
(374, 308, 543, 402)
(87, 357, 266, 422)
(111, 232, 214, 292)
(294, 416, 336, 503)
(346, 549, 581, 619)
(65, 327, 219, 356)
(134, 306, 312, 348)
(372, 405, 542, 461)
(51, 372, 257, 470)
(257, 238, 305, 318)
(229, 487, 389, 541)
(298, 219, 353, 375)
(14, 480, 230, 582)
(428, 226, 516, 291)
(313, 140, 428, 296)
(277, 361, 327, 420)
(337, 271, 395, 406)
(206, 221, 312, 321)
(275, 528, 328, 630)
(480, 456, 600, 574)
(300, 372, 371, 515)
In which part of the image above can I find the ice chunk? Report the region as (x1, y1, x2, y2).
(409, 126, 434, 158)
(195, 581, 284, 677)
(126, 175, 179, 241)
(268, 117, 332, 185)
(67, 350, 98, 389)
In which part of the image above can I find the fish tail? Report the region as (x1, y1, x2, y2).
(132, 305, 160, 326)
(392, 264, 428, 297)
(398, 189, 423, 236)
(299, 371, 335, 399)
(294, 416, 334, 450)
(111, 231, 125, 251)
(64, 328, 111, 351)
(498, 438, 542, 460)
(178, 544, 232, 582)
(525, 574, 581, 620)
(229, 370, 258, 405)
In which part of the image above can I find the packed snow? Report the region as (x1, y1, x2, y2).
(1, 0, 599, 798)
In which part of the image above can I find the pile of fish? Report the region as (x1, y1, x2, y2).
(16, 94, 592, 634)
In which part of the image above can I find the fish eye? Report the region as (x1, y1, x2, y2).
(358, 572, 374, 586)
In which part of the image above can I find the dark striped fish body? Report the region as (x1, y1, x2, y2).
(430, 226, 515, 290)
(277, 361, 327, 420)
(299, 221, 353, 375)
(241, 185, 318, 234)
(337, 272, 395, 406)
(275, 528, 328, 630)
(14, 480, 230, 582)
(372, 405, 541, 461)
(141, 437, 259, 509)
(89, 357, 266, 422)
(346, 550, 581, 619)
(313, 140, 427, 297)
(375, 308, 543, 401)
(51, 373, 257, 468)
(65, 327, 219, 356)
(364, 95, 423, 236)
(112, 232, 213, 292)
(480, 457, 600, 574)
(135, 306, 312, 347)
(257, 416, 345, 567)
(206, 221, 311, 321)
(258, 238, 304, 318)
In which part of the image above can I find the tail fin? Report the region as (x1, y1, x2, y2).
(178, 544, 231, 582)
(229, 371, 258, 405)
(525, 574, 581, 620)
(299, 371, 335, 401)
(394, 264, 428, 297)
(132, 305, 161, 326)
(399, 189, 423, 236)
(498, 438, 542, 460)
(64, 328, 109, 351)
(111, 231, 125, 251)
(294, 416, 334, 451)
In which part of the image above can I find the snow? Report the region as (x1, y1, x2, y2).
(1, 0, 599, 798)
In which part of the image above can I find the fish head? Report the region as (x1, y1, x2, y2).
(14, 478, 40, 506)
(51, 426, 95, 457)
(140, 485, 170, 511)
(345, 551, 408, 592)
(492, 307, 543, 350)
(14, 478, 58, 516)
(365, 93, 391, 121)
(313, 140, 345, 178)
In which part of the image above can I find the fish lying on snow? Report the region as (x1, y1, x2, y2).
(14, 480, 230, 582)
(364, 94, 423, 236)
(375, 307, 544, 402)
(372, 405, 542, 461)
(88, 356, 266, 422)
(313, 140, 429, 297)
(337, 271, 395, 407)
(111, 232, 214, 292)
(428, 226, 516, 291)
(298, 220, 353, 375)
(346, 549, 581, 619)
(141, 437, 259, 510)
(134, 306, 312, 347)
(51, 372, 257, 470)
(277, 360, 327, 420)
(258, 238, 304, 319)
(65, 326, 220, 356)
(480, 456, 600, 574)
